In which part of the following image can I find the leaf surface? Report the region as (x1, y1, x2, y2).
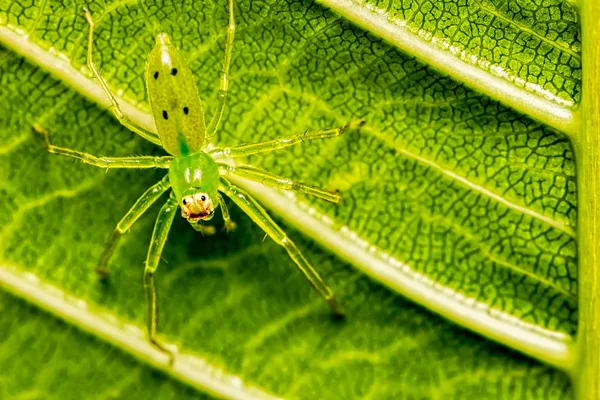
(0, 291, 216, 400)
(0, 0, 576, 397)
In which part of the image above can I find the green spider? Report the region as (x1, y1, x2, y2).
(34, 1, 363, 361)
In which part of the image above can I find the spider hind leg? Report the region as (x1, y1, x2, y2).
(219, 178, 343, 317)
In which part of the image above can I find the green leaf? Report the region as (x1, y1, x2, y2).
(0, 0, 577, 398)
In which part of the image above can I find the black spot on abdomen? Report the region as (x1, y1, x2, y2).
(171, 68, 178, 76)
(154, 71, 159, 79)
(183, 106, 189, 115)
(162, 110, 168, 120)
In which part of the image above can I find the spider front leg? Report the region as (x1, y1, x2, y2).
(82, 8, 161, 146)
(33, 125, 172, 169)
(96, 175, 171, 277)
(144, 192, 179, 363)
(219, 178, 343, 317)
(219, 164, 341, 203)
(209, 119, 364, 159)
(206, 0, 235, 136)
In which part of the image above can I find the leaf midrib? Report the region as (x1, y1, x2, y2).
(0, 24, 575, 378)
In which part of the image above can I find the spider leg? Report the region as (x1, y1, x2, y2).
(219, 164, 341, 203)
(96, 175, 171, 277)
(83, 8, 162, 146)
(219, 178, 343, 316)
(144, 192, 179, 364)
(206, 0, 235, 137)
(209, 119, 364, 159)
(34, 124, 171, 169)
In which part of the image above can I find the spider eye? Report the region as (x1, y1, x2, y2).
(182, 198, 188, 205)
(200, 195, 207, 201)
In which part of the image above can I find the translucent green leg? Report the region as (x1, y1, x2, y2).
(218, 193, 237, 232)
(144, 192, 179, 363)
(83, 8, 161, 146)
(206, 0, 235, 136)
(34, 124, 172, 169)
(96, 175, 171, 277)
(219, 178, 343, 316)
(219, 164, 341, 203)
(209, 119, 364, 159)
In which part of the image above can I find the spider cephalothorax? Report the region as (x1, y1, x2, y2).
(169, 152, 220, 223)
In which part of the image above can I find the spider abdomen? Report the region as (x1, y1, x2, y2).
(145, 33, 206, 156)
